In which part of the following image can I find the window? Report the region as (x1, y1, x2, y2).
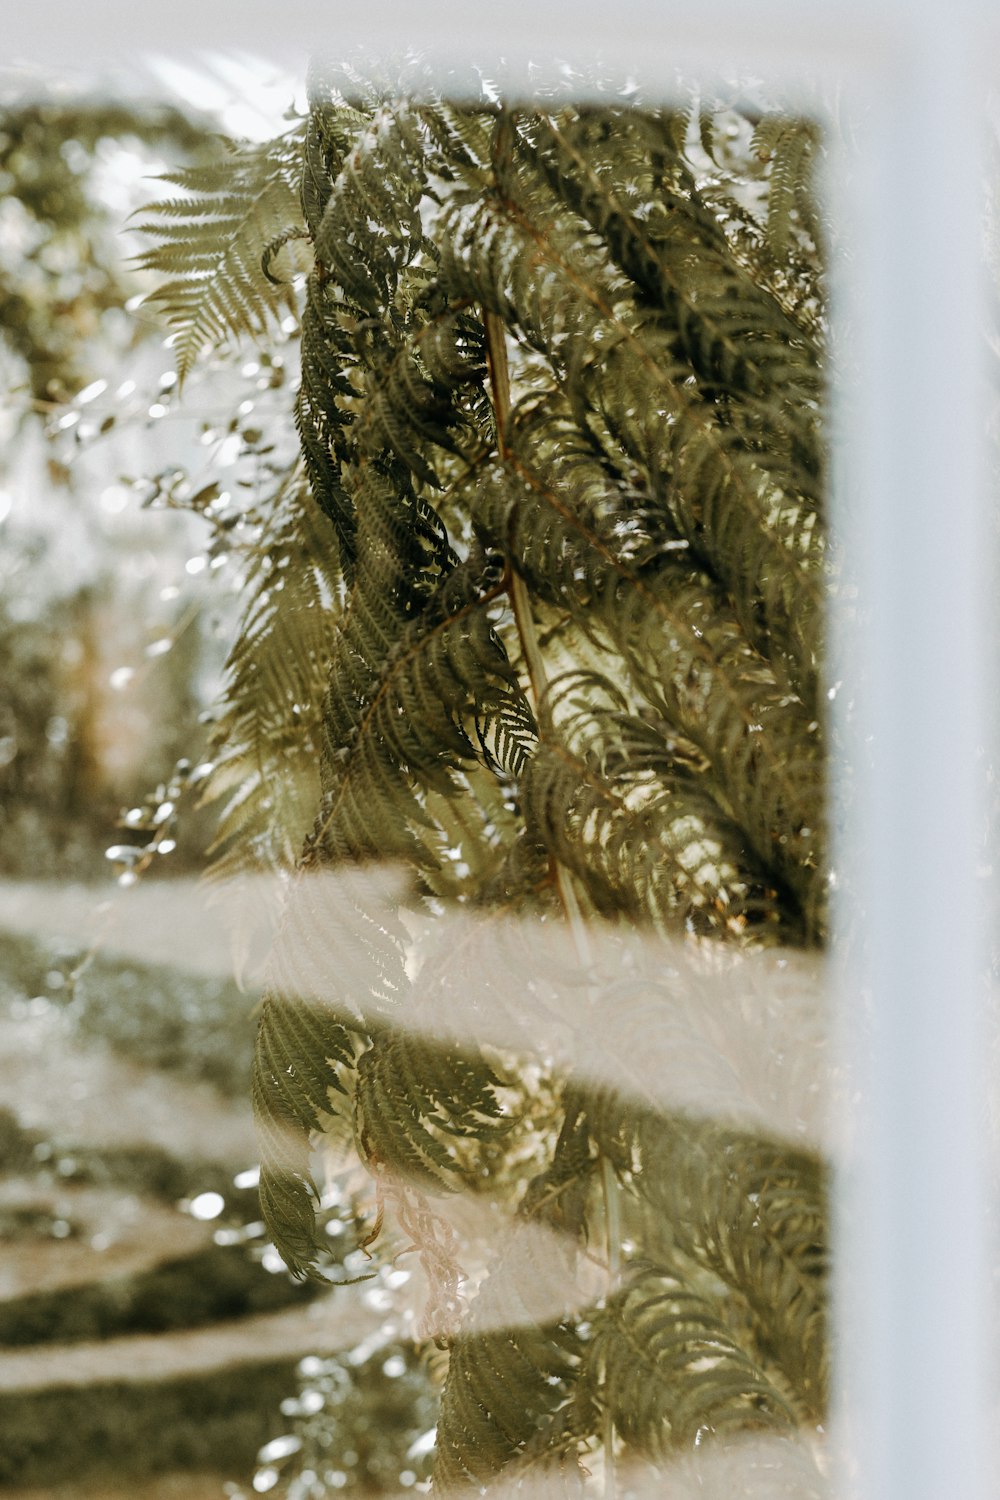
(3, 8, 995, 1498)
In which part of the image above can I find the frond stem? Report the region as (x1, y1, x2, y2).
(601, 1153, 622, 1500)
(486, 299, 617, 1492)
(483, 307, 551, 710)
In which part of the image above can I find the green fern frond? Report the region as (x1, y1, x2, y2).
(633, 1117, 828, 1416)
(201, 464, 341, 882)
(434, 1247, 582, 1491)
(593, 1264, 800, 1458)
(751, 115, 823, 263)
(436, 183, 825, 705)
(434, 1105, 593, 1491)
(253, 855, 413, 1278)
(133, 126, 309, 380)
(354, 1028, 510, 1191)
(522, 672, 796, 941)
(521, 108, 824, 474)
(468, 412, 826, 936)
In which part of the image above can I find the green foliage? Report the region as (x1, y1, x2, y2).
(141, 66, 831, 1496)
(133, 125, 311, 383)
(0, 95, 210, 403)
(0, 1361, 299, 1489)
(0, 1244, 314, 1347)
(273, 1341, 439, 1495)
(0, 96, 237, 883)
(204, 463, 342, 885)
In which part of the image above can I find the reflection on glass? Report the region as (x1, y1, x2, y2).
(0, 60, 832, 1499)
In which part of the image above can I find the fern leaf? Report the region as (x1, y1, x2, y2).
(133, 127, 309, 381)
(593, 1264, 800, 1458)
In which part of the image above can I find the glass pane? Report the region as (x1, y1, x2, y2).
(0, 56, 835, 1498)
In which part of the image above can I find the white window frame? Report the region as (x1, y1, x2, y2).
(9, 7, 994, 1496)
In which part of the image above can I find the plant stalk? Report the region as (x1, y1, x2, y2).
(485, 295, 618, 1500)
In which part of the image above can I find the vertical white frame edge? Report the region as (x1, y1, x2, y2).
(831, 10, 992, 1500)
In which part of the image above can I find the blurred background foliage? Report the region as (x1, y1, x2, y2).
(0, 97, 209, 405)
(0, 84, 221, 880)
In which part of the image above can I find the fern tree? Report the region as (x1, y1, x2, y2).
(140, 63, 830, 1496)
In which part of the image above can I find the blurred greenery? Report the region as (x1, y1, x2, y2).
(264, 1346, 438, 1500)
(0, 1244, 316, 1347)
(0, 91, 224, 882)
(0, 96, 212, 406)
(0, 1362, 301, 1489)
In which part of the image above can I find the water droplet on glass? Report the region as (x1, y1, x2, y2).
(105, 844, 144, 865)
(76, 378, 107, 405)
(217, 433, 241, 467)
(258, 1436, 302, 1464)
(189, 1191, 225, 1221)
(100, 485, 129, 514)
(406, 1429, 437, 1461)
